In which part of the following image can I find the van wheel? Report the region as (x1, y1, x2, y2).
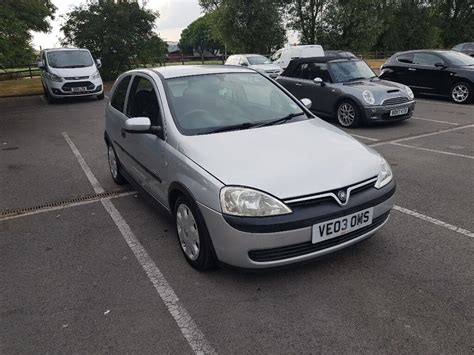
(451, 82, 472, 104)
(174, 196, 215, 271)
(337, 100, 361, 128)
(107, 144, 127, 185)
(97, 93, 104, 100)
(43, 85, 57, 104)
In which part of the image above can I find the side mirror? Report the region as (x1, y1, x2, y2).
(37, 61, 45, 69)
(314, 77, 325, 87)
(301, 98, 312, 109)
(434, 62, 446, 68)
(96, 59, 102, 68)
(240, 62, 248, 67)
(124, 117, 151, 133)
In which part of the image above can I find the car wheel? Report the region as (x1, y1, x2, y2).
(174, 196, 215, 271)
(97, 93, 104, 100)
(107, 144, 127, 185)
(451, 82, 472, 104)
(337, 100, 361, 128)
(43, 84, 57, 104)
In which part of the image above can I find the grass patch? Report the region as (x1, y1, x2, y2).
(0, 77, 43, 98)
(366, 59, 385, 70)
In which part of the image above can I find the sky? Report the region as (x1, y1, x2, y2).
(31, 0, 203, 49)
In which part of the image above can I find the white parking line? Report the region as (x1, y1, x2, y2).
(370, 124, 474, 147)
(412, 116, 459, 126)
(105, 95, 110, 99)
(62, 132, 215, 354)
(391, 142, 474, 159)
(394, 205, 474, 238)
(350, 134, 378, 141)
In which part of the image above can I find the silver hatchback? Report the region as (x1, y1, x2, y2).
(105, 65, 395, 270)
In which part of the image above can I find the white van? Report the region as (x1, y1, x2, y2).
(38, 48, 104, 103)
(271, 45, 324, 69)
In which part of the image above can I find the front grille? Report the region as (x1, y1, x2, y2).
(248, 212, 390, 262)
(284, 177, 377, 207)
(62, 81, 94, 91)
(64, 76, 89, 80)
(382, 97, 409, 106)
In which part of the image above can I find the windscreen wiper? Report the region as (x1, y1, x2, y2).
(204, 122, 259, 134)
(257, 112, 305, 127)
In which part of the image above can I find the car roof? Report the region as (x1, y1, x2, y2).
(394, 49, 454, 55)
(43, 47, 85, 52)
(288, 56, 356, 64)
(150, 65, 255, 79)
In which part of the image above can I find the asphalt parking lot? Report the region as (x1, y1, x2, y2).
(1, 93, 473, 353)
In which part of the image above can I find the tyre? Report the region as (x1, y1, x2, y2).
(336, 100, 361, 128)
(450, 82, 472, 104)
(107, 144, 127, 185)
(97, 92, 105, 100)
(174, 195, 216, 271)
(43, 84, 57, 104)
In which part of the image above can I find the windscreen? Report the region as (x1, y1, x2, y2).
(443, 51, 474, 66)
(329, 60, 376, 83)
(165, 73, 305, 135)
(247, 55, 270, 65)
(47, 50, 94, 68)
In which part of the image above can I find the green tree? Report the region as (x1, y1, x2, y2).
(209, 0, 286, 53)
(178, 13, 224, 60)
(284, 0, 328, 45)
(61, 1, 166, 80)
(0, 0, 56, 67)
(433, 0, 473, 47)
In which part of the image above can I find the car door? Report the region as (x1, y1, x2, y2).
(123, 74, 168, 205)
(107, 75, 135, 173)
(411, 52, 450, 94)
(387, 53, 415, 86)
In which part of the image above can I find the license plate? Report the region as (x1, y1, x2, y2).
(390, 107, 408, 116)
(312, 208, 373, 243)
(71, 87, 87, 92)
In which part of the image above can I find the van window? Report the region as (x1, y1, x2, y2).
(46, 50, 94, 68)
(127, 76, 162, 127)
(111, 76, 131, 112)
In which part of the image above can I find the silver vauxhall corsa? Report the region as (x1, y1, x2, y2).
(105, 65, 395, 270)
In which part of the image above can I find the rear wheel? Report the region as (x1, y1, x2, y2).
(337, 100, 361, 128)
(107, 144, 127, 185)
(174, 196, 215, 271)
(451, 82, 472, 104)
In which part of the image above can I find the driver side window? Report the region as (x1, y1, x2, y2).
(413, 53, 443, 67)
(126, 76, 162, 128)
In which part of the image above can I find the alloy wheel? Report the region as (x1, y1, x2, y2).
(176, 203, 200, 261)
(338, 103, 356, 127)
(452, 84, 469, 103)
(108, 145, 118, 179)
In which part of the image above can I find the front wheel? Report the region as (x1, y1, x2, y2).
(336, 100, 361, 128)
(97, 92, 104, 100)
(107, 144, 127, 185)
(451, 82, 472, 104)
(43, 84, 57, 104)
(174, 196, 215, 271)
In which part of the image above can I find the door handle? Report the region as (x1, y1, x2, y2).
(295, 82, 303, 86)
(408, 68, 416, 71)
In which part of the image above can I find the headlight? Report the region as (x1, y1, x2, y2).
(405, 85, 414, 99)
(375, 157, 393, 189)
(220, 186, 292, 217)
(45, 72, 63, 82)
(91, 70, 101, 80)
(362, 90, 375, 105)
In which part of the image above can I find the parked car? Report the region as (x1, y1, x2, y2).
(105, 65, 395, 270)
(225, 54, 282, 78)
(380, 50, 474, 104)
(325, 50, 358, 59)
(276, 57, 415, 127)
(452, 42, 474, 57)
(271, 45, 324, 69)
(38, 47, 104, 103)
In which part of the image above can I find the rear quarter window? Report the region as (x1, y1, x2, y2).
(396, 53, 414, 64)
(111, 76, 131, 112)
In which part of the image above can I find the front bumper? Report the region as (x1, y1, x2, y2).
(199, 180, 395, 268)
(46, 77, 104, 98)
(362, 101, 415, 122)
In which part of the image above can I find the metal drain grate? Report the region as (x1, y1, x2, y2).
(1, 189, 134, 218)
